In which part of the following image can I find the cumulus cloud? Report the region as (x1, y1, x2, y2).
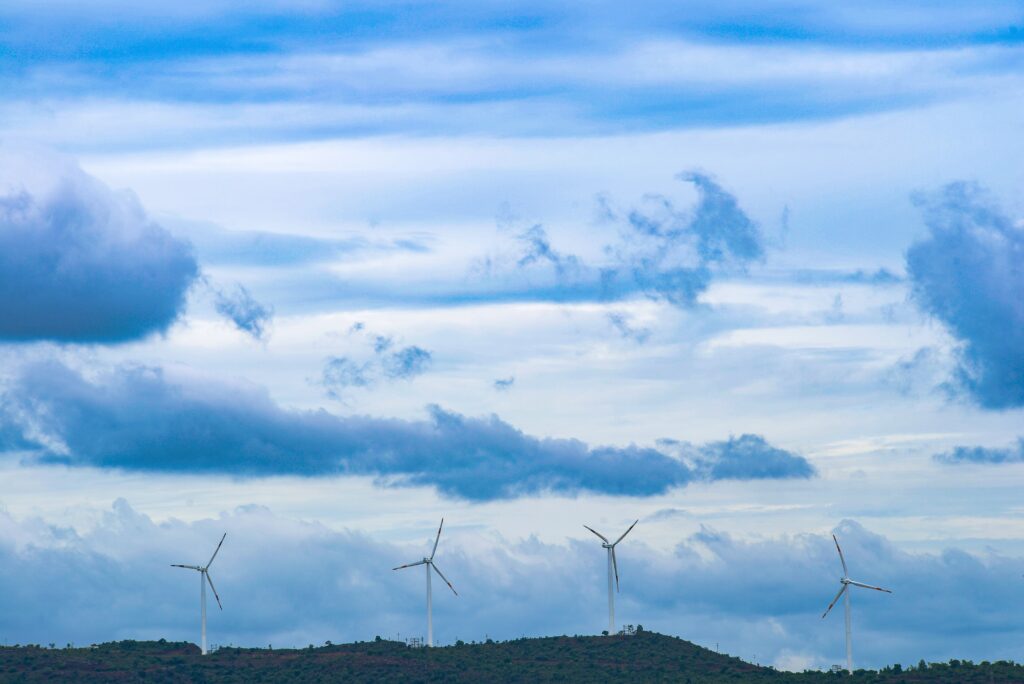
(509, 171, 765, 309)
(0, 504, 1022, 670)
(602, 171, 765, 307)
(690, 435, 817, 481)
(0, 151, 198, 342)
(934, 438, 1024, 465)
(906, 182, 1024, 408)
(212, 283, 273, 340)
(0, 360, 812, 500)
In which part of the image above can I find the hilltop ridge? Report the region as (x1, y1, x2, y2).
(1, 630, 1021, 682)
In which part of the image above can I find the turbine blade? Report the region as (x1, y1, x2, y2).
(612, 520, 639, 547)
(583, 525, 609, 543)
(393, 560, 427, 571)
(171, 564, 200, 570)
(431, 563, 458, 596)
(205, 571, 223, 610)
(611, 548, 620, 592)
(848, 580, 892, 594)
(207, 533, 227, 569)
(821, 584, 847, 619)
(832, 534, 848, 576)
(430, 519, 444, 561)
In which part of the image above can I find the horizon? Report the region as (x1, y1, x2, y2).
(1, 0, 1023, 673)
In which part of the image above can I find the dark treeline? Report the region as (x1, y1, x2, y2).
(0, 630, 1021, 683)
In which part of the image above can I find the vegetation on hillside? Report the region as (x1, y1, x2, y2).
(0, 629, 1021, 683)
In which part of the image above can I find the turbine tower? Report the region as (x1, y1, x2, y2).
(393, 518, 458, 647)
(584, 519, 637, 635)
(821, 533, 891, 674)
(172, 533, 226, 655)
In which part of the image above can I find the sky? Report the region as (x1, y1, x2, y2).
(1, 0, 1023, 672)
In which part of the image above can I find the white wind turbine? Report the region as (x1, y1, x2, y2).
(821, 534, 892, 674)
(172, 533, 226, 655)
(393, 518, 458, 647)
(584, 519, 637, 635)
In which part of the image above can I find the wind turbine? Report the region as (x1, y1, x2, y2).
(584, 519, 637, 635)
(821, 534, 891, 674)
(172, 533, 226, 655)
(393, 519, 458, 647)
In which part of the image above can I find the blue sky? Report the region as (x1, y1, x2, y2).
(1, 0, 1023, 671)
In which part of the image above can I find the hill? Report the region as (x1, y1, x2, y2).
(1, 631, 1022, 682)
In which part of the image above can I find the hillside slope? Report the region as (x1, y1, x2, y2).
(1, 631, 1022, 682)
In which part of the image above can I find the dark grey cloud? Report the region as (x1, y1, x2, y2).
(934, 438, 1024, 465)
(213, 284, 273, 340)
(0, 158, 198, 342)
(0, 360, 813, 501)
(906, 182, 1024, 409)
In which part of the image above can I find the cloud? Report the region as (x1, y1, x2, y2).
(321, 329, 434, 398)
(321, 357, 374, 399)
(212, 283, 273, 340)
(0, 151, 198, 342)
(493, 377, 515, 392)
(690, 434, 817, 481)
(607, 312, 651, 344)
(906, 182, 1024, 409)
(0, 360, 812, 500)
(934, 438, 1024, 465)
(516, 225, 582, 279)
(381, 346, 432, 380)
(1, 504, 1023, 670)
(505, 171, 765, 309)
(602, 171, 765, 307)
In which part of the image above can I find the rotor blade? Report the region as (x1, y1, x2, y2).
(583, 525, 609, 543)
(611, 548, 620, 593)
(612, 520, 639, 547)
(821, 584, 847, 619)
(832, 534, 848, 576)
(848, 580, 892, 594)
(430, 519, 444, 561)
(393, 560, 428, 571)
(205, 571, 223, 610)
(431, 563, 458, 596)
(206, 533, 227, 569)
(171, 564, 201, 570)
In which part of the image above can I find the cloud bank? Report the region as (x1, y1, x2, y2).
(1, 505, 1022, 671)
(906, 182, 1024, 408)
(0, 360, 813, 500)
(0, 152, 198, 342)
